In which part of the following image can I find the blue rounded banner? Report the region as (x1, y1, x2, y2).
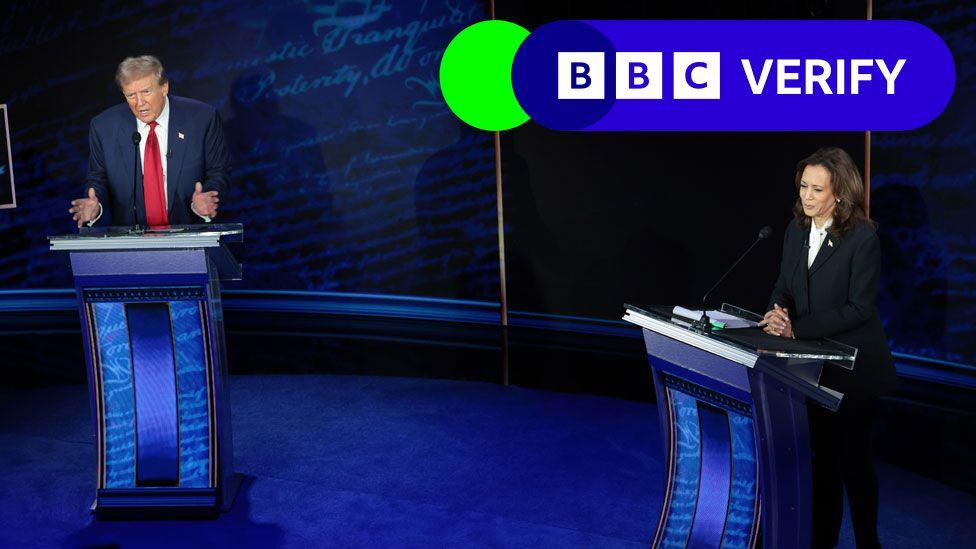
(511, 20, 955, 131)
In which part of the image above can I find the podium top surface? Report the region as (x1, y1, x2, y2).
(49, 224, 243, 251)
(623, 303, 857, 366)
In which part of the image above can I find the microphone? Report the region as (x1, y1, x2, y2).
(698, 225, 772, 332)
(131, 131, 142, 232)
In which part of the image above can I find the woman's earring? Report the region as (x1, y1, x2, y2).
(836, 198, 841, 203)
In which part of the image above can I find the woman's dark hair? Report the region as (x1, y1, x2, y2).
(793, 147, 874, 235)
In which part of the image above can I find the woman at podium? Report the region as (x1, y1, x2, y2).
(759, 147, 898, 549)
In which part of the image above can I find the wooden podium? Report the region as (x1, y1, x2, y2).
(624, 304, 855, 549)
(50, 224, 243, 517)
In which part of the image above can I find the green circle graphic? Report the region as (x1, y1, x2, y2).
(440, 20, 530, 131)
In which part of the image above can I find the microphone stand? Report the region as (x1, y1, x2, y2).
(698, 226, 772, 333)
(131, 131, 143, 234)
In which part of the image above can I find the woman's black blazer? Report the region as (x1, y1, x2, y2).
(768, 218, 899, 400)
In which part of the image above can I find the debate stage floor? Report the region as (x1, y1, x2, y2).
(2, 374, 975, 548)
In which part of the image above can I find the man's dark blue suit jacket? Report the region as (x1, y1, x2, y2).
(85, 95, 230, 226)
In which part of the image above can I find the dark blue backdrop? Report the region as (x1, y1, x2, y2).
(0, 0, 973, 372)
(0, 0, 499, 299)
(873, 0, 976, 367)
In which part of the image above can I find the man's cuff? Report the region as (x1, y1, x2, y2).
(190, 202, 212, 223)
(86, 202, 103, 227)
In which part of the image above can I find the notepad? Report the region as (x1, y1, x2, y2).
(672, 306, 758, 329)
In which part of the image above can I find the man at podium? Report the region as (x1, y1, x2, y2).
(68, 55, 229, 228)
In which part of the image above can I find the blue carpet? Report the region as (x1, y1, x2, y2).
(0, 375, 974, 548)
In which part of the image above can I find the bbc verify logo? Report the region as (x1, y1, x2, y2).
(559, 52, 720, 100)
(558, 52, 906, 100)
(439, 20, 954, 131)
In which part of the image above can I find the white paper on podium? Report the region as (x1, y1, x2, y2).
(672, 306, 758, 329)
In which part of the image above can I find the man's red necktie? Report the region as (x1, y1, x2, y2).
(143, 120, 169, 227)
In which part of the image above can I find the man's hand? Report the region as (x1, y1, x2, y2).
(191, 182, 219, 218)
(69, 188, 100, 228)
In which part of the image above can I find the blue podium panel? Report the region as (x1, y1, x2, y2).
(657, 389, 700, 547)
(625, 305, 850, 549)
(52, 226, 243, 516)
(724, 413, 759, 547)
(88, 292, 217, 493)
(653, 374, 760, 549)
(170, 300, 213, 489)
(692, 403, 733, 545)
(126, 303, 180, 486)
(91, 302, 136, 489)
